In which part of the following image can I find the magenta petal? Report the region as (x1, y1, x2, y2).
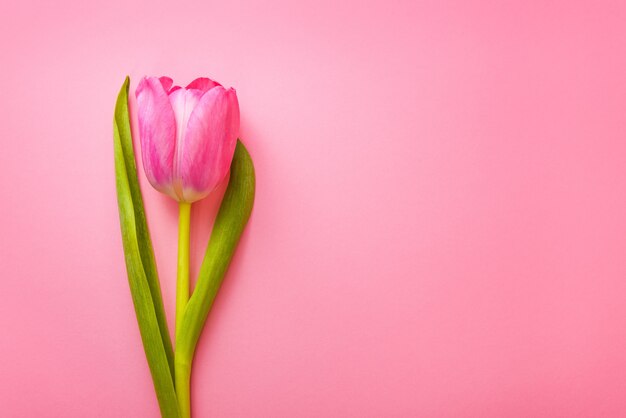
(186, 77, 221, 93)
(135, 77, 178, 199)
(158, 76, 174, 92)
(177, 87, 240, 202)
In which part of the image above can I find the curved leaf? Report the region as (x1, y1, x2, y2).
(114, 77, 179, 418)
(177, 140, 256, 363)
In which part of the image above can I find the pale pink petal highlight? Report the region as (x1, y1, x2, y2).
(168, 88, 205, 199)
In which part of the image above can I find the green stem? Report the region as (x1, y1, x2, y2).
(176, 201, 192, 417)
(175, 355, 192, 418)
(176, 202, 192, 337)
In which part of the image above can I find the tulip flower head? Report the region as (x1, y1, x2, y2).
(135, 76, 240, 203)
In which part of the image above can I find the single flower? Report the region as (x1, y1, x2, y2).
(135, 76, 240, 203)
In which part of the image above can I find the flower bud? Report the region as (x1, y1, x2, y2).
(136, 76, 240, 202)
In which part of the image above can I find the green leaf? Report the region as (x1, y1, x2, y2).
(176, 140, 256, 364)
(114, 77, 179, 418)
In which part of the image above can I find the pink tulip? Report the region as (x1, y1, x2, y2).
(135, 76, 240, 203)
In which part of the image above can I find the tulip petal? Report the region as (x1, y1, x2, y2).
(135, 77, 177, 199)
(178, 87, 239, 202)
(186, 77, 221, 93)
(158, 76, 174, 92)
(168, 88, 205, 198)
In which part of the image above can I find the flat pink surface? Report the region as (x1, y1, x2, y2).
(2, 0, 626, 416)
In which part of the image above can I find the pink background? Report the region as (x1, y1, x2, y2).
(2, 0, 626, 416)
